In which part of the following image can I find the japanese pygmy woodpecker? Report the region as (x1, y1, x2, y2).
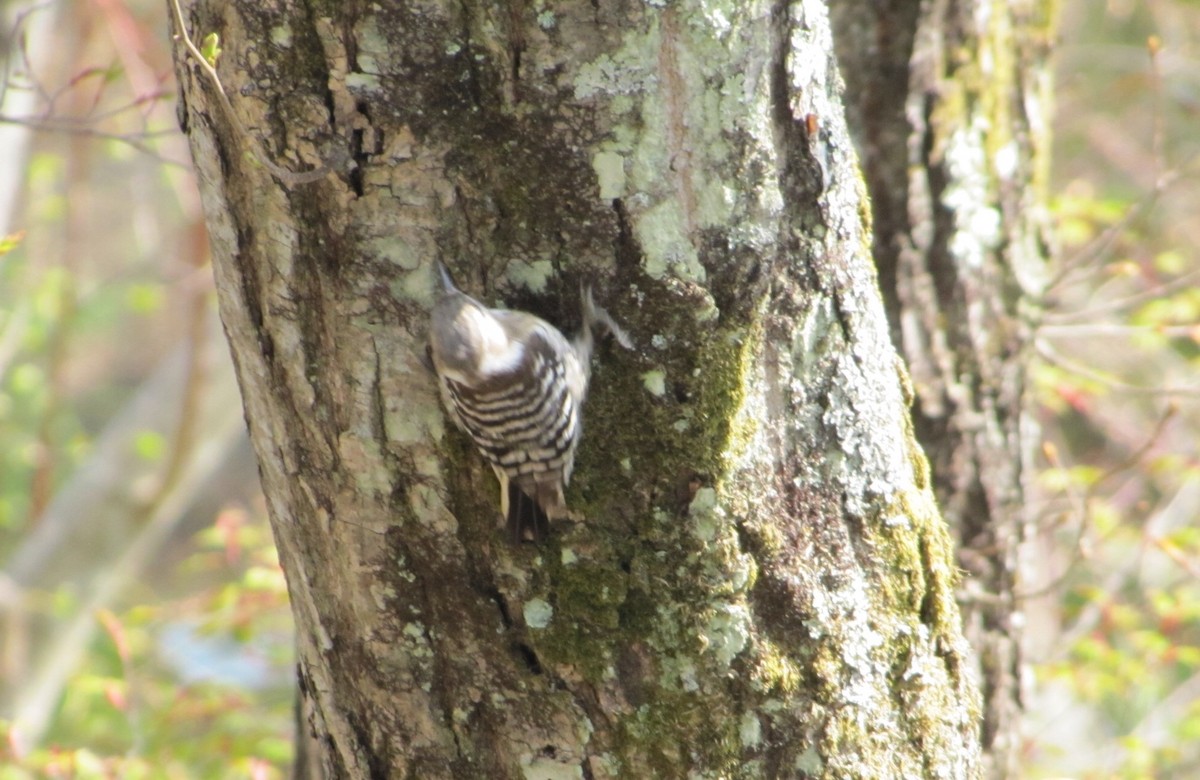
(429, 263, 631, 541)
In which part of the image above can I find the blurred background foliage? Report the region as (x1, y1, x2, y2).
(1028, 2, 1200, 778)
(0, 0, 1197, 778)
(0, 0, 293, 777)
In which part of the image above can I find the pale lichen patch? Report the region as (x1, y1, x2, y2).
(641, 369, 667, 397)
(524, 598, 554, 629)
(592, 150, 627, 200)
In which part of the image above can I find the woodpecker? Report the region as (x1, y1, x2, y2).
(429, 263, 631, 542)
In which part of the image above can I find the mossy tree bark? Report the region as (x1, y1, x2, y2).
(832, 2, 1054, 777)
(171, 0, 983, 777)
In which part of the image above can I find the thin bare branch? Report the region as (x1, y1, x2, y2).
(1045, 151, 1198, 293)
(0, 113, 188, 165)
(1035, 339, 1200, 396)
(1040, 323, 1200, 339)
(1017, 406, 1177, 602)
(1043, 267, 1200, 324)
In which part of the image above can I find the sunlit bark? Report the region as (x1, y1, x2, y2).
(833, 2, 1054, 777)
(171, 0, 984, 776)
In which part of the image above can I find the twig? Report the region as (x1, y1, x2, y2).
(1051, 478, 1200, 661)
(0, 113, 188, 166)
(1044, 151, 1196, 294)
(167, 0, 331, 187)
(1016, 406, 1176, 602)
(1149, 535, 1200, 581)
(3, 1, 58, 108)
(1147, 35, 1166, 187)
(1035, 339, 1200, 396)
(1042, 267, 1200, 324)
(1039, 323, 1200, 339)
(1044, 193, 1158, 292)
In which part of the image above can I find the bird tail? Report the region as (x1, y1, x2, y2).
(507, 482, 551, 544)
(435, 261, 458, 294)
(575, 286, 634, 367)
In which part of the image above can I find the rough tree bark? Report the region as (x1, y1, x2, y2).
(171, 0, 984, 777)
(832, 3, 1053, 777)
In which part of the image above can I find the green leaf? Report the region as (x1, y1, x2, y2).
(1154, 249, 1187, 275)
(243, 565, 285, 593)
(125, 283, 165, 315)
(9, 363, 44, 396)
(1175, 646, 1200, 668)
(0, 230, 24, 256)
(133, 430, 166, 462)
(200, 32, 222, 67)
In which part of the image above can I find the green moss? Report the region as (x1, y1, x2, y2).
(742, 517, 783, 558)
(877, 468, 948, 633)
(808, 644, 842, 702)
(692, 327, 753, 475)
(613, 693, 743, 778)
(510, 281, 765, 770)
(853, 165, 874, 242)
(533, 553, 629, 680)
(750, 640, 803, 696)
(572, 283, 754, 521)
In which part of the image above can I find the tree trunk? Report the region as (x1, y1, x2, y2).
(831, 2, 1053, 777)
(170, 0, 983, 776)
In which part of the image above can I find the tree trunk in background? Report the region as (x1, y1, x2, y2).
(832, 2, 1054, 777)
(171, 0, 983, 776)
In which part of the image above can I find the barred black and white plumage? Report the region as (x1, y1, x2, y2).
(429, 263, 630, 542)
